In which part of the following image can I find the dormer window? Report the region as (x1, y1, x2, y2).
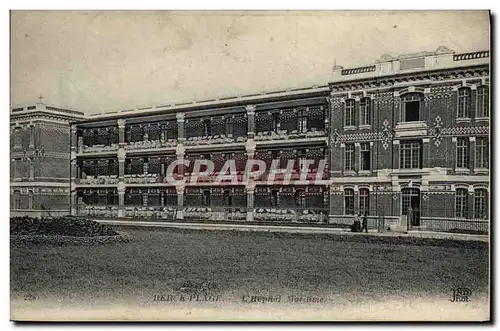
(457, 87, 471, 119)
(401, 93, 422, 122)
(344, 99, 355, 127)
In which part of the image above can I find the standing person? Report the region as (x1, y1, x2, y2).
(361, 211, 368, 233)
(354, 213, 361, 232)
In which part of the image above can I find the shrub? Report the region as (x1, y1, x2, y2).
(10, 217, 118, 237)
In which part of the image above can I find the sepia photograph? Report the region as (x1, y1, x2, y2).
(9, 9, 491, 322)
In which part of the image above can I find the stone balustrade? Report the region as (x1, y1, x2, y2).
(79, 175, 119, 185)
(78, 205, 119, 217)
(82, 144, 119, 153)
(254, 129, 326, 141)
(124, 139, 177, 151)
(184, 134, 246, 146)
(123, 173, 160, 184)
(124, 206, 176, 219)
(253, 208, 325, 222)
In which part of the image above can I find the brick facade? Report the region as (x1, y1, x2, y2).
(10, 103, 85, 217)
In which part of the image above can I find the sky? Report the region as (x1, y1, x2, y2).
(10, 10, 490, 114)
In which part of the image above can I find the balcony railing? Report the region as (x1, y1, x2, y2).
(124, 173, 160, 184)
(77, 205, 119, 217)
(254, 129, 326, 141)
(184, 134, 246, 146)
(125, 139, 177, 151)
(124, 206, 176, 219)
(253, 208, 327, 223)
(78, 175, 119, 185)
(82, 144, 119, 153)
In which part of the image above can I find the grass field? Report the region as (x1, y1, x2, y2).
(10, 226, 489, 320)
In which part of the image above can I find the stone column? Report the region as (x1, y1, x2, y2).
(354, 185, 360, 215)
(176, 183, 185, 220)
(118, 119, 126, 146)
(451, 137, 457, 173)
(340, 143, 345, 175)
(469, 136, 476, 171)
(246, 105, 255, 139)
(246, 179, 255, 222)
(70, 189, 77, 216)
(176, 112, 185, 144)
(354, 142, 360, 173)
(467, 185, 474, 219)
(118, 183, 125, 218)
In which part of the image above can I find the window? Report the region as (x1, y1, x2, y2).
(271, 113, 280, 132)
(456, 138, 470, 169)
(223, 190, 232, 206)
(203, 119, 211, 136)
(476, 86, 489, 118)
(107, 191, 116, 205)
(400, 140, 422, 169)
(359, 98, 371, 126)
(344, 189, 354, 215)
(295, 189, 306, 209)
(457, 87, 471, 118)
(13, 190, 21, 209)
(455, 188, 468, 218)
(28, 190, 33, 209)
(474, 189, 488, 219)
(475, 137, 488, 169)
(270, 189, 279, 207)
(360, 143, 371, 171)
(297, 149, 307, 171)
(344, 99, 355, 127)
(225, 117, 233, 136)
(297, 108, 308, 133)
(359, 188, 369, 215)
(107, 159, 117, 176)
(29, 125, 35, 147)
(401, 93, 421, 122)
(344, 144, 355, 171)
(202, 190, 211, 206)
(161, 123, 168, 140)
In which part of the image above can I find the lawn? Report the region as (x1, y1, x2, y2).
(10, 226, 490, 320)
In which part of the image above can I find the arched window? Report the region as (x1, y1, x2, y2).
(457, 87, 471, 119)
(359, 188, 369, 215)
(476, 85, 489, 118)
(474, 189, 488, 219)
(401, 93, 422, 122)
(344, 188, 354, 215)
(344, 99, 355, 127)
(455, 188, 468, 218)
(359, 97, 371, 126)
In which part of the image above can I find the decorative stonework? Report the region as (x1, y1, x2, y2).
(381, 119, 393, 150)
(430, 115, 443, 147)
(441, 126, 489, 136)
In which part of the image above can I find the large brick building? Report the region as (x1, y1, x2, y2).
(10, 103, 86, 216)
(328, 46, 490, 231)
(12, 47, 490, 232)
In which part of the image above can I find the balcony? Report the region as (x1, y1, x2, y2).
(124, 206, 176, 219)
(394, 121, 428, 138)
(78, 175, 119, 185)
(253, 208, 326, 223)
(77, 205, 119, 217)
(125, 139, 177, 151)
(254, 129, 326, 142)
(81, 144, 119, 154)
(124, 173, 160, 184)
(184, 134, 246, 146)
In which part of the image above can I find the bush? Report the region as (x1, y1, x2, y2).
(10, 217, 118, 237)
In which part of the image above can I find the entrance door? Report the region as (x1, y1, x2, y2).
(401, 188, 420, 227)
